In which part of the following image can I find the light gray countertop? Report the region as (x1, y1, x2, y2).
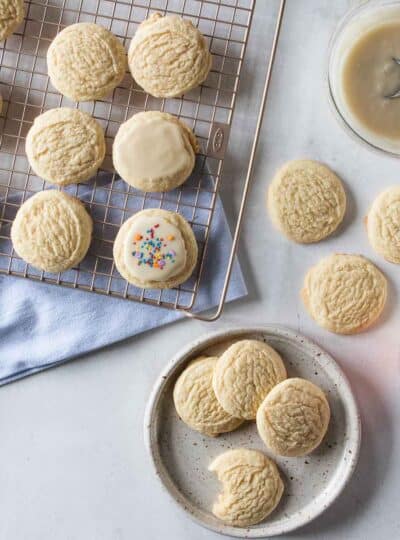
(1, 1, 399, 539)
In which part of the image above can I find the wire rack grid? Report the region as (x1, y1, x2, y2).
(0, 0, 255, 313)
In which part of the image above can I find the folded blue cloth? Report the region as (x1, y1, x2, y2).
(0, 196, 246, 385)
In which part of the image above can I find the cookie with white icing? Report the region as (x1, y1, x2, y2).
(113, 111, 198, 192)
(113, 209, 198, 289)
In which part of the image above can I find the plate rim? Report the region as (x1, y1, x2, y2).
(144, 324, 362, 538)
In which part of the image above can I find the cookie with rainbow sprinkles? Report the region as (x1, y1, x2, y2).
(113, 209, 198, 289)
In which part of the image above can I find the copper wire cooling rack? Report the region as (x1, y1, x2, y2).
(0, 0, 285, 321)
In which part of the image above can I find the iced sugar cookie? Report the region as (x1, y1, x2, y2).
(128, 13, 212, 98)
(26, 108, 106, 186)
(209, 448, 284, 527)
(268, 159, 346, 243)
(47, 23, 126, 101)
(173, 356, 243, 437)
(113, 209, 198, 289)
(366, 187, 400, 264)
(113, 111, 198, 192)
(301, 253, 387, 334)
(212, 340, 287, 420)
(11, 190, 92, 272)
(256, 378, 330, 457)
(0, 0, 24, 41)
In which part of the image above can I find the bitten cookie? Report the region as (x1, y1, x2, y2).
(173, 356, 243, 437)
(301, 253, 387, 334)
(212, 340, 287, 420)
(128, 13, 212, 98)
(256, 378, 330, 457)
(11, 190, 92, 272)
(267, 159, 346, 243)
(209, 449, 284, 527)
(113, 208, 198, 289)
(47, 23, 126, 101)
(366, 187, 400, 264)
(0, 0, 24, 41)
(113, 111, 198, 192)
(26, 108, 106, 186)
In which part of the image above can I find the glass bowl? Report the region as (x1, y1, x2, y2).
(328, 0, 400, 157)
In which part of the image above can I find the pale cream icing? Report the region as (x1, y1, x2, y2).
(123, 215, 186, 281)
(114, 116, 190, 185)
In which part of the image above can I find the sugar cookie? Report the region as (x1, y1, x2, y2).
(113, 111, 198, 192)
(173, 356, 243, 437)
(256, 378, 330, 457)
(366, 187, 400, 264)
(47, 23, 126, 101)
(0, 0, 24, 41)
(209, 448, 284, 527)
(301, 253, 387, 334)
(113, 209, 197, 289)
(26, 108, 106, 186)
(268, 159, 346, 243)
(11, 190, 92, 272)
(128, 13, 212, 98)
(212, 340, 287, 420)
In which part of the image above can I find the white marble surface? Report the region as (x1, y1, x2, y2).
(1, 1, 399, 539)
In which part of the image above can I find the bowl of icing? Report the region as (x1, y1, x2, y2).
(328, 0, 400, 156)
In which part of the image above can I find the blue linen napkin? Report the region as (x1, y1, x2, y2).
(0, 196, 246, 385)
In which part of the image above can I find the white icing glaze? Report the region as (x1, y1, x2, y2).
(114, 117, 190, 183)
(123, 216, 186, 281)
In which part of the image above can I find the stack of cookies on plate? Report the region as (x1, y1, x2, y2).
(173, 338, 331, 528)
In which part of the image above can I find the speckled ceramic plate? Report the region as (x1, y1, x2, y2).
(144, 326, 361, 538)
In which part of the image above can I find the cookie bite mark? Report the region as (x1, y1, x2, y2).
(209, 448, 284, 527)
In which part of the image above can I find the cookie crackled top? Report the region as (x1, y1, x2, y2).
(268, 159, 346, 244)
(0, 0, 25, 41)
(47, 23, 127, 101)
(11, 190, 92, 273)
(367, 186, 400, 264)
(128, 13, 212, 98)
(26, 107, 105, 186)
(301, 253, 387, 334)
(209, 448, 284, 527)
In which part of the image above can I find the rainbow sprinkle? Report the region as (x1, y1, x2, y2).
(131, 224, 177, 270)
